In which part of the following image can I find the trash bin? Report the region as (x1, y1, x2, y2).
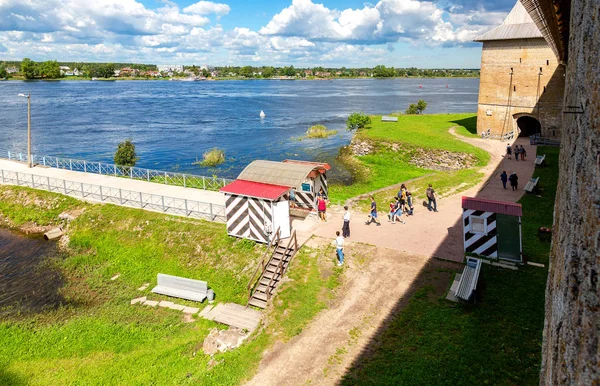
(207, 289, 215, 304)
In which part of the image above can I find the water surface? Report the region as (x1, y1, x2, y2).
(0, 78, 479, 179)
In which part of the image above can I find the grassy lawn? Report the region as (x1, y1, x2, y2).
(339, 146, 559, 385)
(329, 114, 489, 203)
(0, 186, 341, 385)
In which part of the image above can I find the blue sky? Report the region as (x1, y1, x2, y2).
(0, 0, 517, 68)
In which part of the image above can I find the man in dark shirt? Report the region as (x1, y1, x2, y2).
(426, 184, 438, 212)
(365, 195, 381, 226)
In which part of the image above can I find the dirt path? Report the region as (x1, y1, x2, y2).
(246, 241, 459, 386)
(246, 133, 539, 385)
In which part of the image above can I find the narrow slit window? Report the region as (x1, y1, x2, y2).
(544, 86, 546, 92)
(546, 60, 549, 65)
(519, 58, 522, 63)
(514, 85, 516, 92)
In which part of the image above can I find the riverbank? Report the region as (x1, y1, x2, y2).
(0, 185, 344, 385)
(328, 113, 488, 204)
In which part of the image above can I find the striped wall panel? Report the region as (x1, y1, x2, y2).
(462, 209, 498, 258)
(225, 194, 274, 244)
(295, 190, 316, 209)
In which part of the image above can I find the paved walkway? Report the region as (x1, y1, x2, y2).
(0, 158, 225, 207)
(298, 134, 537, 262)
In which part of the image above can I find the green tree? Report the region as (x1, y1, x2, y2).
(38, 60, 61, 79)
(346, 112, 371, 131)
(405, 99, 428, 114)
(21, 58, 37, 79)
(0, 63, 6, 79)
(262, 66, 274, 78)
(240, 65, 253, 78)
(114, 139, 138, 167)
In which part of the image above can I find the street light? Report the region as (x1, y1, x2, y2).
(18, 93, 32, 168)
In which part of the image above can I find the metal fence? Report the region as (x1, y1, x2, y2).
(0, 150, 233, 191)
(529, 134, 561, 147)
(0, 168, 226, 222)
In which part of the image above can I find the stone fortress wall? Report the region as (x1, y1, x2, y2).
(477, 38, 565, 138)
(540, 0, 599, 384)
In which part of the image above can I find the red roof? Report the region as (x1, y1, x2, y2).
(220, 180, 289, 200)
(461, 196, 523, 217)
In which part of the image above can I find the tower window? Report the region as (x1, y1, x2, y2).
(544, 86, 546, 92)
(540, 67, 543, 73)
(514, 85, 516, 92)
(519, 58, 522, 63)
(546, 60, 549, 65)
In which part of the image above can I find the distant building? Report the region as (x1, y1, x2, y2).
(157, 65, 183, 73)
(6, 67, 18, 74)
(474, 1, 564, 139)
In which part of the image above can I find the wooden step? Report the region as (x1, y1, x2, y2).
(248, 298, 267, 309)
(261, 271, 281, 281)
(252, 291, 268, 301)
(260, 277, 278, 286)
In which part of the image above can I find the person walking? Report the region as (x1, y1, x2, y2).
(335, 231, 344, 266)
(509, 172, 519, 191)
(399, 184, 408, 212)
(365, 195, 381, 226)
(342, 206, 351, 238)
(514, 145, 520, 161)
(426, 184, 438, 212)
(506, 144, 512, 160)
(392, 198, 406, 224)
(289, 187, 296, 209)
(406, 192, 414, 215)
(388, 199, 396, 222)
(317, 194, 328, 222)
(500, 170, 508, 189)
(521, 145, 527, 160)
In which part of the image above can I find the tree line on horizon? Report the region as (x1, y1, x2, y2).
(1, 58, 479, 80)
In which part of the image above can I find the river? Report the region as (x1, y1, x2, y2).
(0, 78, 479, 179)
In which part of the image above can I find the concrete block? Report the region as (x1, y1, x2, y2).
(158, 300, 174, 308)
(131, 296, 147, 305)
(167, 303, 186, 311)
(198, 305, 214, 318)
(144, 300, 159, 307)
(137, 283, 150, 291)
(182, 307, 200, 314)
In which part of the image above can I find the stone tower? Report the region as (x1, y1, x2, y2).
(474, 1, 564, 139)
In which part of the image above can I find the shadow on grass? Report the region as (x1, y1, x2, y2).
(450, 116, 478, 135)
(339, 145, 559, 385)
(0, 367, 27, 386)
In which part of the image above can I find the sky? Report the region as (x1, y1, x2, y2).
(0, 0, 518, 68)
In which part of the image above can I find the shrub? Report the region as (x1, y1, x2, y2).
(346, 112, 371, 131)
(305, 124, 338, 138)
(406, 99, 428, 115)
(114, 139, 138, 166)
(195, 148, 225, 167)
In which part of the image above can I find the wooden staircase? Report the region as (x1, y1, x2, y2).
(247, 228, 298, 309)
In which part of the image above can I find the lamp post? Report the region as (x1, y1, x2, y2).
(17, 93, 32, 168)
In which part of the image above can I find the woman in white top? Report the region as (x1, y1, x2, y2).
(342, 205, 351, 238)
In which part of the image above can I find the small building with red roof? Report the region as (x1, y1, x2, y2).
(461, 196, 523, 262)
(220, 160, 330, 243)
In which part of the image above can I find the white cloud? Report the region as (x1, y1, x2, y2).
(0, 0, 510, 66)
(183, 1, 231, 16)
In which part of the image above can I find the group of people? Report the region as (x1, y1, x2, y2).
(500, 170, 520, 190)
(334, 183, 437, 266)
(506, 144, 527, 161)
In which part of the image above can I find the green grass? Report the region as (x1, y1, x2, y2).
(329, 114, 489, 203)
(339, 146, 560, 385)
(0, 187, 342, 385)
(518, 146, 560, 264)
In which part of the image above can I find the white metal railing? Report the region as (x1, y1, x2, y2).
(0, 168, 226, 222)
(529, 133, 560, 147)
(0, 150, 233, 191)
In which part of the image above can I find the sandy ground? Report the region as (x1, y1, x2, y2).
(245, 132, 538, 385)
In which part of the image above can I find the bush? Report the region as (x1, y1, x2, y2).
(346, 112, 371, 131)
(406, 99, 428, 115)
(305, 124, 338, 138)
(196, 148, 225, 167)
(114, 139, 138, 167)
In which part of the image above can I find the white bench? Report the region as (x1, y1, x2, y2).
(524, 177, 540, 194)
(456, 257, 482, 302)
(535, 154, 546, 166)
(151, 273, 208, 302)
(381, 116, 398, 122)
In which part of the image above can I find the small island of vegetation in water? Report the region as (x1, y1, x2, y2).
(304, 124, 338, 139)
(194, 148, 226, 167)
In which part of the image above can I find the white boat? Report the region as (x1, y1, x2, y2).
(260, 110, 266, 118)
(91, 77, 98, 81)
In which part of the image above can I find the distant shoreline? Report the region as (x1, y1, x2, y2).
(1, 75, 479, 82)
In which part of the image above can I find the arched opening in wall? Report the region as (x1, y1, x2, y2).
(516, 116, 541, 137)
